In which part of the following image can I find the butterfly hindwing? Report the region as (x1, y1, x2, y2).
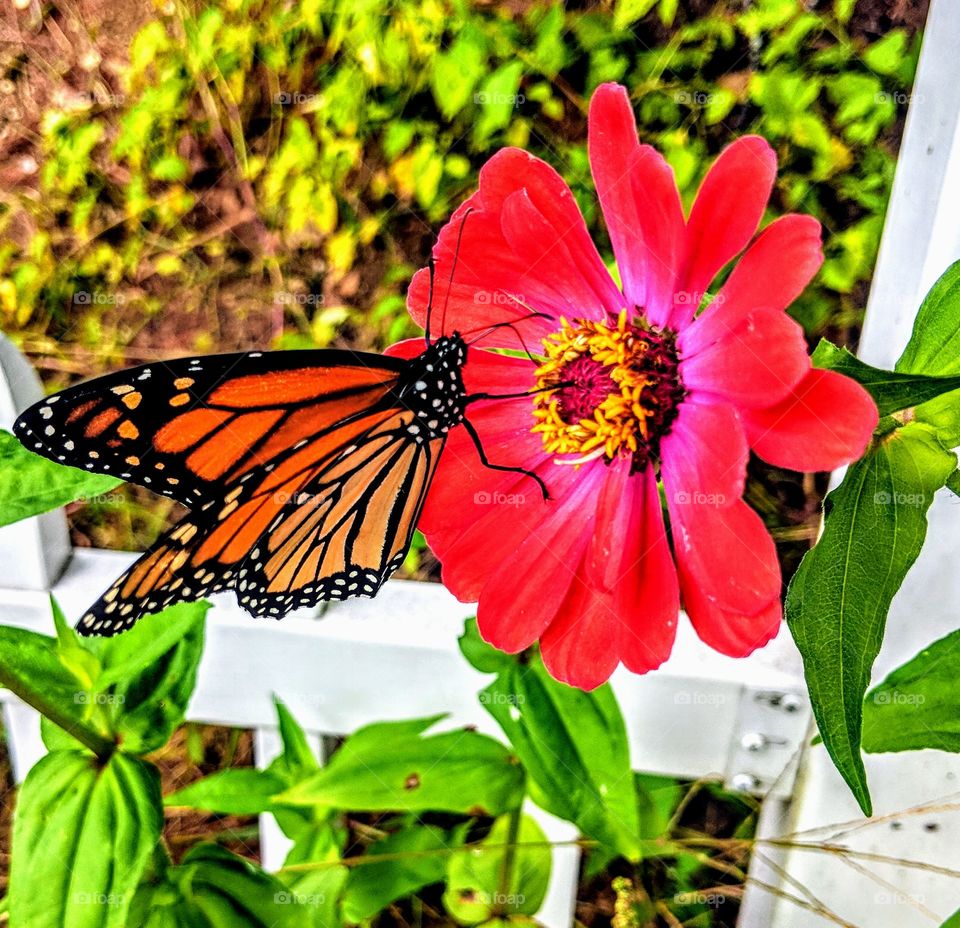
(237, 416, 445, 616)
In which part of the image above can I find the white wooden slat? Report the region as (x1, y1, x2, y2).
(2, 547, 809, 788)
(762, 0, 960, 923)
(253, 726, 325, 872)
(2, 699, 45, 784)
(0, 333, 71, 590)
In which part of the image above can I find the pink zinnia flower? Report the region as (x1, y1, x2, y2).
(390, 82, 878, 690)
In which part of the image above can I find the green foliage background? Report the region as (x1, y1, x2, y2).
(0, 0, 920, 371)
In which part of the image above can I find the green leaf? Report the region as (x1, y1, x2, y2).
(0, 430, 121, 527)
(0, 621, 115, 757)
(811, 339, 960, 417)
(863, 629, 960, 753)
(947, 470, 960, 498)
(95, 602, 208, 754)
(278, 822, 347, 928)
(279, 716, 524, 815)
(473, 62, 523, 145)
(785, 425, 957, 814)
(431, 28, 486, 120)
(941, 908, 960, 928)
(165, 768, 286, 815)
(268, 697, 320, 783)
(863, 30, 909, 77)
(342, 825, 453, 922)
(613, 0, 657, 31)
(481, 655, 641, 859)
(459, 617, 514, 674)
(443, 814, 550, 924)
(896, 261, 960, 375)
(10, 751, 162, 928)
(135, 844, 306, 928)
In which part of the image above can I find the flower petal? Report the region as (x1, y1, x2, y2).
(664, 495, 781, 614)
(672, 136, 777, 328)
(588, 82, 684, 325)
(477, 472, 600, 654)
(406, 266, 556, 351)
(539, 561, 621, 691)
(660, 398, 748, 504)
(481, 149, 624, 316)
(500, 189, 617, 321)
(680, 562, 782, 657)
(715, 214, 824, 325)
(741, 368, 878, 472)
(679, 308, 810, 408)
(616, 468, 680, 674)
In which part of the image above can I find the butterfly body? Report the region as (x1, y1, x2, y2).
(14, 334, 478, 636)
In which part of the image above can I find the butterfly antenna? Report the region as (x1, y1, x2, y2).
(465, 312, 551, 365)
(423, 255, 437, 347)
(439, 206, 474, 339)
(460, 415, 549, 501)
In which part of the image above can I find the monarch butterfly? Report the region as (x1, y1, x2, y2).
(14, 229, 548, 636)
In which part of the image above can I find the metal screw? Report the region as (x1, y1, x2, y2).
(741, 732, 768, 752)
(730, 773, 760, 792)
(780, 693, 804, 713)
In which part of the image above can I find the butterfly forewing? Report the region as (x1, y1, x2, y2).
(16, 338, 470, 635)
(14, 350, 406, 508)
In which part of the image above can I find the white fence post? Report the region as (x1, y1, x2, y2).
(0, 333, 68, 780)
(752, 0, 960, 924)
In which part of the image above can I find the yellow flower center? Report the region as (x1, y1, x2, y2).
(532, 310, 685, 471)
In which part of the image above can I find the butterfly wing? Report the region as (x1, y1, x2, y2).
(76, 407, 443, 635)
(14, 350, 406, 507)
(237, 415, 443, 617)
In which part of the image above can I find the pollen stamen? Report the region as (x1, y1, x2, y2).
(532, 310, 684, 472)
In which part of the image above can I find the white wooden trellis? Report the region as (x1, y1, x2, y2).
(1, 2, 959, 923)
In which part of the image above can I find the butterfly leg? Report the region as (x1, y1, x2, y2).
(460, 416, 550, 501)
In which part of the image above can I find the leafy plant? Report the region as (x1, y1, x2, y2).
(788, 261, 960, 814)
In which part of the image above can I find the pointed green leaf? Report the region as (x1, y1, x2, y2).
(0, 623, 115, 757)
(786, 424, 956, 814)
(342, 825, 453, 922)
(812, 340, 960, 416)
(896, 261, 960, 375)
(481, 656, 641, 859)
(0, 430, 121, 527)
(278, 716, 523, 815)
(165, 768, 285, 815)
(863, 629, 960, 753)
